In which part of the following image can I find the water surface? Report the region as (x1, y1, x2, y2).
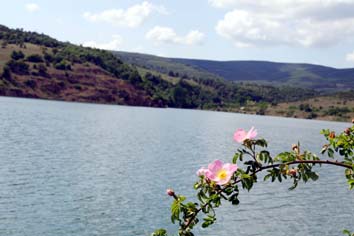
(0, 97, 352, 236)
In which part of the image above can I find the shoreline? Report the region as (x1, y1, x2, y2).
(1, 95, 352, 124)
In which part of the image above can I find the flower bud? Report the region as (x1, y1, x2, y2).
(344, 128, 350, 135)
(292, 144, 298, 151)
(288, 169, 297, 176)
(166, 189, 175, 197)
(329, 132, 335, 139)
(352, 118, 354, 123)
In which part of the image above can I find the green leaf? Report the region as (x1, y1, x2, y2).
(328, 148, 334, 158)
(241, 173, 251, 179)
(348, 179, 354, 190)
(178, 195, 186, 202)
(202, 215, 216, 228)
(233, 153, 241, 164)
(308, 172, 319, 181)
(152, 229, 167, 236)
(170, 200, 180, 224)
(264, 174, 271, 181)
(255, 139, 268, 147)
(288, 180, 298, 190)
(342, 229, 351, 236)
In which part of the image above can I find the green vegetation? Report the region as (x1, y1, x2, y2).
(114, 51, 222, 82)
(0, 25, 61, 47)
(11, 50, 25, 60)
(115, 51, 354, 92)
(6, 60, 30, 75)
(26, 54, 43, 63)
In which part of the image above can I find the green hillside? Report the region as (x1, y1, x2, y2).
(114, 51, 354, 92)
(113, 51, 223, 82)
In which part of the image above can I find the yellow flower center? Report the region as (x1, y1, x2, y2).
(217, 169, 227, 180)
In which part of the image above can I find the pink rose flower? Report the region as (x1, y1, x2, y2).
(234, 126, 257, 143)
(197, 160, 238, 186)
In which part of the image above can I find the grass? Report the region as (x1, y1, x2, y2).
(266, 96, 354, 122)
(0, 40, 45, 73)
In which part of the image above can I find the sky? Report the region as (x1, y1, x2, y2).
(2, 0, 354, 68)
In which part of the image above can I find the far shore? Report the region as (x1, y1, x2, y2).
(1, 95, 352, 123)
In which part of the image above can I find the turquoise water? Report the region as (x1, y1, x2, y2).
(0, 96, 352, 236)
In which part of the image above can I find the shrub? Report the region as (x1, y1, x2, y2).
(26, 54, 44, 63)
(324, 107, 351, 116)
(1, 66, 12, 80)
(54, 60, 71, 70)
(11, 50, 25, 60)
(44, 53, 54, 63)
(24, 80, 37, 89)
(6, 60, 29, 75)
(38, 64, 49, 77)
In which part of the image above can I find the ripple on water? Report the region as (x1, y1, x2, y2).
(0, 97, 352, 236)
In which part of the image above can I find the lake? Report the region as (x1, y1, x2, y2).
(0, 96, 353, 236)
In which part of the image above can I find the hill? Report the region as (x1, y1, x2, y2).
(0, 24, 352, 122)
(0, 25, 318, 108)
(112, 51, 222, 82)
(0, 25, 158, 106)
(115, 51, 354, 92)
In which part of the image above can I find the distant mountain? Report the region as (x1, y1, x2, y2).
(115, 51, 354, 91)
(112, 51, 223, 82)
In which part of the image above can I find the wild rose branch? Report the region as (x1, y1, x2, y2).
(153, 124, 354, 236)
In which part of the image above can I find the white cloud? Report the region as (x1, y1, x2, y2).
(25, 3, 40, 13)
(212, 0, 354, 47)
(346, 51, 354, 62)
(208, 0, 237, 8)
(83, 1, 167, 28)
(83, 35, 123, 51)
(146, 26, 205, 45)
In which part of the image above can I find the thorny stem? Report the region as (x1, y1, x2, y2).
(261, 160, 352, 171)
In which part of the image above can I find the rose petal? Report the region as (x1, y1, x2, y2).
(205, 169, 215, 180)
(208, 159, 223, 173)
(234, 129, 247, 143)
(223, 163, 238, 173)
(246, 126, 257, 140)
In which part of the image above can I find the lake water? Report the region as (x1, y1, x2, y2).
(0, 96, 353, 236)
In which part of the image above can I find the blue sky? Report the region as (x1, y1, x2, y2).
(2, 0, 354, 68)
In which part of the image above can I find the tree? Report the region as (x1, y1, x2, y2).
(44, 53, 54, 63)
(128, 70, 143, 86)
(11, 50, 25, 60)
(153, 123, 354, 236)
(168, 71, 175, 77)
(1, 66, 12, 80)
(38, 64, 49, 77)
(172, 85, 188, 108)
(6, 60, 29, 75)
(54, 60, 71, 70)
(26, 54, 44, 63)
